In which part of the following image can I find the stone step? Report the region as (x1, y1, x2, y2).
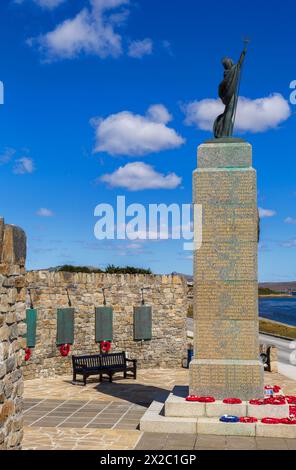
(165, 394, 205, 417)
(198, 417, 256, 437)
(140, 401, 197, 434)
(141, 399, 296, 438)
(247, 403, 289, 420)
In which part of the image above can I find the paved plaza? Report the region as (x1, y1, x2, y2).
(22, 369, 296, 450)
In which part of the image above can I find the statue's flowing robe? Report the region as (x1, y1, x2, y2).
(214, 63, 241, 138)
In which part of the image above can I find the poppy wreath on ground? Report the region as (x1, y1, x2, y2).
(239, 416, 258, 423)
(223, 398, 242, 404)
(186, 395, 199, 402)
(24, 347, 31, 362)
(280, 418, 296, 425)
(59, 344, 70, 357)
(261, 417, 281, 424)
(219, 415, 239, 423)
(196, 396, 216, 403)
(249, 399, 266, 405)
(100, 341, 111, 353)
(289, 405, 296, 417)
(264, 396, 286, 405)
(286, 396, 296, 405)
(264, 385, 281, 393)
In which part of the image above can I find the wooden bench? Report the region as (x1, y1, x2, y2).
(260, 346, 272, 372)
(72, 352, 137, 385)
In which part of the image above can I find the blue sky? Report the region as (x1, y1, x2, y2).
(0, 0, 296, 281)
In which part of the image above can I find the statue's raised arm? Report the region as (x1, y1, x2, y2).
(238, 47, 247, 67)
(213, 43, 249, 139)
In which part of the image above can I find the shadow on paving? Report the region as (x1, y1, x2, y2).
(63, 377, 170, 407)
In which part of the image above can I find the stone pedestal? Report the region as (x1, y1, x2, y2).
(189, 141, 264, 400)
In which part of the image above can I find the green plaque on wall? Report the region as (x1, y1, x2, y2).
(95, 307, 113, 342)
(26, 309, 37, 348)
(134, 306, 152, 341)
(56, 308, 74, 345)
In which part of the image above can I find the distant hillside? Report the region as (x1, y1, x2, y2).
(259, 282, 296, 292)
(177, 276, 296, 292)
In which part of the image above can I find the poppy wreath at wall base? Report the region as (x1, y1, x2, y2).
(249, 399, 266, 405)
(280, 418, 296, 425)
(265, 385, 281, 394)
(261, 417, 281, 424)
(286, 396, 296, 404)
(223, 398, 242, 404)
(24, 347, 31, 362)
(185, 396, 216, 403)
(186, 396, 199, 402)
(220, 415, 239, 423)
(264, 396, 286, 405)
(196, 396, 216, 403)
(59, 344, 71, 357)
(239, 417, 258, 423)
(250, 397, 286, 406)
(100, 341, 111, 353)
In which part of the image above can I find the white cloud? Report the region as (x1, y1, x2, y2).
(92, 104, 185, 156)
(259, 207, 276, 218)
(100, 161, 182, 191)
(183, 94, 291, 134)
(128, 38, 153, 58)
(15, 0, 66, 8)
(281, 240, 296, 248)
(30, 0, 129, 61)
(37, 0, 65, 6)
(37, 208, 54, 217)
(0, 148, 16, 165)
(285, 217, 296, 225)
(146, 104, 172, 123)
(13, 157, 35, 174)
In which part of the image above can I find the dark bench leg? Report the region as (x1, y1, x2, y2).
(83, 374, 87, 386)
(72, 372, 76, 383)
(99, 374, 103, 382)
(124, 370, 127, 379)
(133, 367, 137, 380)
(109, 373, 113, 383)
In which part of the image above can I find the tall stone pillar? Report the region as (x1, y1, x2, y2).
(189, 141, 264, 400)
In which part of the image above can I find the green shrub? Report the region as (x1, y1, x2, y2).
(55, 264, 152, 275)
(104, 264, 152, 274)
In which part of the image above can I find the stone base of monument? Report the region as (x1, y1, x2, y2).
(139, 386, 296, 438)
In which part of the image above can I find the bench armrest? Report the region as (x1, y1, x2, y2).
(125, 358, 137, 364)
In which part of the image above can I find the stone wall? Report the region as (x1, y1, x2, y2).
(23, 271, 188, 379)
(0, 219, 26, 450)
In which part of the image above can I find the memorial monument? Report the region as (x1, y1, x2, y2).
(141, 44, 294, 437)
(189, 41, 264, 400)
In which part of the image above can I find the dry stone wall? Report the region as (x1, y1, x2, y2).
(23, 271, 188, 379)
(0, 219, 26, 450)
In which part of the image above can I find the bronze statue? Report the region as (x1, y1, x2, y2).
(213, 40, 249, 139)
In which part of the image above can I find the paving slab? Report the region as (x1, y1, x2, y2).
(225, 436, 257, 450)
(255, 437, 289, 450)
